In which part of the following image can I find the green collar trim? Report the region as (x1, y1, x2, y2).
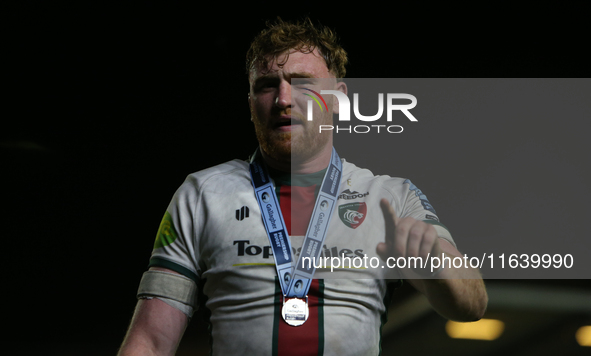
(267, 165, 327, 187)
(251, 148, 327, 187)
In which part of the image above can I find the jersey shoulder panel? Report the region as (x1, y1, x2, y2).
(184, 159, 251, 193)
(149, 159, 252, 280)
(340, 159, 409, 201)
(339, 159, 454, 246)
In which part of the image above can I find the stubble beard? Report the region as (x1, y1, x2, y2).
(255, 120, 331, 166)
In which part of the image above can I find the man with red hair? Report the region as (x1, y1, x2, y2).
(118, 18, 487, 356)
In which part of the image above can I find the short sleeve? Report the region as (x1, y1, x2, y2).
(400, 179, 455, 248)
(148, 175, 201, 283)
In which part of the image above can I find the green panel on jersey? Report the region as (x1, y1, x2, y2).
(268, 165, 327, 187)
(148, 257, 199, 283)
(154, 211, 179, 249)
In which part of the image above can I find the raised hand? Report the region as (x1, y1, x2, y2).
(376, 198, 443, 277)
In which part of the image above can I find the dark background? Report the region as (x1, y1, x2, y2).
(3, 3, 589, 355)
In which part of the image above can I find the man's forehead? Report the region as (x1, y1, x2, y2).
(250, 49, 332, 81)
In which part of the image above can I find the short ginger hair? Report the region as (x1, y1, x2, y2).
(246, 17, 348, 79)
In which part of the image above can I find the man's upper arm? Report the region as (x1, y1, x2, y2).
(120, 174, 204, 355)
(118, 268, 189, 356)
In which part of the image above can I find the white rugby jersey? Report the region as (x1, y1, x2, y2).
(147, 155, 454, 356)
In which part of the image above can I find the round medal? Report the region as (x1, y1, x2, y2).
(281, 298, 309, 326)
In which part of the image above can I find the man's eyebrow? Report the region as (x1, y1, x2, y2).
(252, 72, 316, 88)
(287, 72, 315, 79)
(253, 75, 279, 87)
(256, 72, 315, 81)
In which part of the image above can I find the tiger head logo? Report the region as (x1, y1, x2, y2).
(343, 210, 364, 225)
(338, 202, 367, 229)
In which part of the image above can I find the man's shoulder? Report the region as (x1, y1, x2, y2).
(189, 159, 249, 179)
(341, 159, 408, 187)
(180, 159, 251, 192)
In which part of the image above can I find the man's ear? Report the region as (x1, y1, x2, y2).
(248, 93, 254, 121)
(332, 81, 348, 114)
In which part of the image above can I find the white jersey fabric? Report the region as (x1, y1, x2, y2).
(146, 155, 454, 356)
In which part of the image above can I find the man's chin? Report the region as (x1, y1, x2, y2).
(261, 133, 325, 163)
(261, 139, 292, 162)
(263, 142, 316, 163)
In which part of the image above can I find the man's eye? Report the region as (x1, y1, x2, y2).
(293, 81, 312, 89)
(293, 79, 317, 89)
(255, 81, 277, 92)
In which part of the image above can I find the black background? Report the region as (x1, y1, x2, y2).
(3, 3, 589, 355)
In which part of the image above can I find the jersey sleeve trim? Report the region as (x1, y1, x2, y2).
(424, 222, 457, 248)
(423, 219, 449, 231)
(148, 256, 199, 283)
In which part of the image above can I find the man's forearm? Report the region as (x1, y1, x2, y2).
(408, 244, 489, 322)
(118, 337, 160, 356)
(420, 269, 488, 321)
(118, 298, 187, 356)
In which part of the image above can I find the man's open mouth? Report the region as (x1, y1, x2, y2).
(275, 118, 302, 128)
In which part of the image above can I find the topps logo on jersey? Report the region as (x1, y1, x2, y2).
(338, 189, 369, 200)
(233, 240, 367, 260)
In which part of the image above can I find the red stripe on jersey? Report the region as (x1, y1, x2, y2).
(277, 184, 322, 356)
(278, 184, 317, 244)
(278, 281, 321, 355)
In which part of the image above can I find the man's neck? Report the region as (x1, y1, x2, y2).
(261, 147, 332, 174)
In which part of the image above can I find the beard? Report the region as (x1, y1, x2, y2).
(255, 127, 291, 161)
(254, 118, 332, 166)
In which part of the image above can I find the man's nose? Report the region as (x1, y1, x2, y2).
(275, 80, 291, 108)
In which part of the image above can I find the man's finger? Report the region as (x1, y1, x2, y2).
(376, 242, 389, 261)
(379, 198, 398, 229)
(380, 198, 405, 257)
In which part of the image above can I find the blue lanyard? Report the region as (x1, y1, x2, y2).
(249, 148, 342, 298)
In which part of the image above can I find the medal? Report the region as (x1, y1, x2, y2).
(282, 296, 309, 327)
